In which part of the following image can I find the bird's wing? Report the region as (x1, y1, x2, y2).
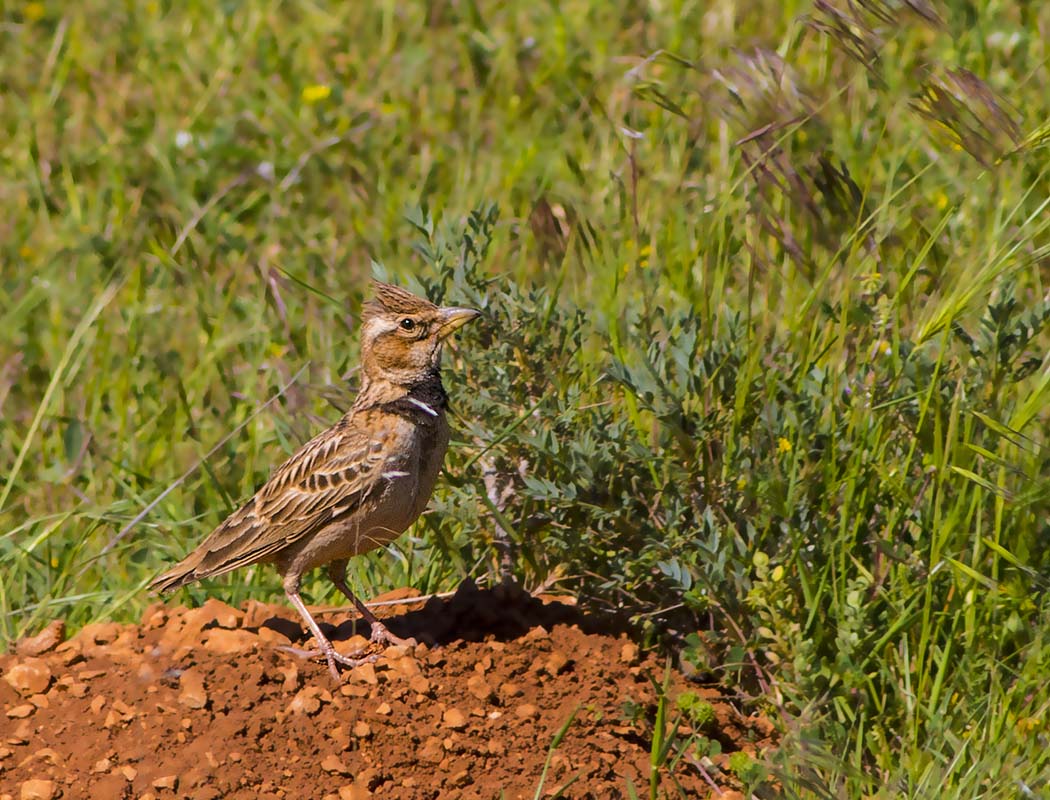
(150, 412, 401, 590)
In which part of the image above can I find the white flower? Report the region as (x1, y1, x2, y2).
(256, 161, 275, 182)
(174, 130, 193, 150)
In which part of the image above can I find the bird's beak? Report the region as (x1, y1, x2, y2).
(437, 306, 481, 339)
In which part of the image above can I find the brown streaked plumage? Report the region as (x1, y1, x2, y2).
(151, 281, 480, 680)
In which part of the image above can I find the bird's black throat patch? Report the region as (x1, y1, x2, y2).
(378, 379, 450, 422)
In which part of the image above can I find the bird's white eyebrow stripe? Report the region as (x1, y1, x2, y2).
(407, 397, 438, 417)
(383, 470, 410, 479)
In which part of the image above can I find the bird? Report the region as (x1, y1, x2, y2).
(150, 281, 481, 680)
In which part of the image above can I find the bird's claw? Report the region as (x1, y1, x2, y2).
(276, 643, 379, 682)
(369, 620, 416, 649)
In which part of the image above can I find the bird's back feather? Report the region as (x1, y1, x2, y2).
(149, 408, 400, 592)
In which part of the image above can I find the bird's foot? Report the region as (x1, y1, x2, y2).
(368, 619, 417, 649)
(276, 643, 379, 683)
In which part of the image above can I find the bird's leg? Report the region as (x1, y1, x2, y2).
(279, 574, 377, 682)
(327, 560, 416, 648)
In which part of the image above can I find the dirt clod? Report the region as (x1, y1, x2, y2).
(338, 784, 372, 800)
(442, 708, 468, 730)
(333, 635, 370, 657)
(202, 628, 256, 655)
(348, 662, 377, 685)
(620, 641, 640, 664)
(14, 623, 65, 658)
(353, 721, 372, 739)
(515, 703, 539, 719)
(152, 774, 178, 790)
(18, 779, 56, 800)
(465, 673, 494, 702)
(5, 705, 34, 719)
(407, 675, 430, 695)
(76, 622, 122, 646)
(178, 668, 209, 710)
(321, 754, 351, 776)
(4, 659, 52, 696)
(286, 686, 327, 716)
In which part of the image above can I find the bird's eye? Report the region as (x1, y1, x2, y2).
(399, 318, 416, 331)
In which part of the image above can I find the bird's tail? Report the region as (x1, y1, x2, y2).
(148, 550, 207, 594)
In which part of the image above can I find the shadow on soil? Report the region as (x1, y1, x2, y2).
(257, 577, 635, 650)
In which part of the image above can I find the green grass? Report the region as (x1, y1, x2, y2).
(4, 0, 1050, 796)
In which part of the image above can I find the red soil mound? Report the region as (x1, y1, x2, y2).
(0, 581, 775, 799)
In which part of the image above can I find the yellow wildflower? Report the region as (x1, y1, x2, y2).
(301, 84, 331, 104)
(777, 437, 792, 454)
(860, 271, 882, 294)
(1016, 716, 1041, 735)
(24, 2, 45, 21)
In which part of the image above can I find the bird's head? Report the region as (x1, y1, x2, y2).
(359, 281, 480, 386)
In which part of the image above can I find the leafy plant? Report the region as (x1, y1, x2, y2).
(675, 692, 716, 731)
(728, 751, 767, 790)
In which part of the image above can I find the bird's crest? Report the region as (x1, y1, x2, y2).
(363, 281, 437, 320)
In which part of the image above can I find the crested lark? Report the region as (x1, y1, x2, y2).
(151, 281, 480, 680)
